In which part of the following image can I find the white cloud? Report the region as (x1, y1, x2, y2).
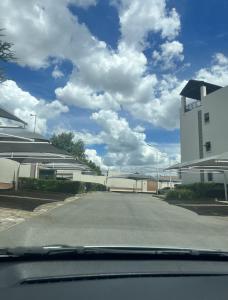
(52, 66, 64, 79)
(196, 53, 228, 86)
(0, 0, 185, 130)
(56, 82, 120, 110)
(73, 131, 103, 145)
(152, 40, 184, 70)
(0, 80, 68, 133)
(71, 110, 180, 173)
(127, 76, 186, 129)
(85, 149, 107, 170)
(90, 110, 170, 168)
(0, 0, 99, 69)
(112, 0, 181, 48)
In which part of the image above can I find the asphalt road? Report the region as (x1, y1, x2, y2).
(1, 192, 228, 250)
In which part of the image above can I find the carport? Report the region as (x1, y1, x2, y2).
(167, 152, 228, 201)
(0, 140, 89, 190)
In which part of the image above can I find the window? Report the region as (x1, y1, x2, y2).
(204, 112, 210, 123)
(207, 173, 213, 182)
(205, 141, 211, 152)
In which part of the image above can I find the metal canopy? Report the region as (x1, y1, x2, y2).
(0, 106, 27, 126)
(0, 141, 84, 165)
(167, 153, 228, 201)
(0, 127, 48, 142)
(167, 152, 228, 171)
(180, 79, 222, 100)
(0, 141, 69, 156)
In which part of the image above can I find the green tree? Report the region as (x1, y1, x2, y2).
(50, 132, 86, 160)
(0, 29, 15, 82)
(50, 132, 102, 175)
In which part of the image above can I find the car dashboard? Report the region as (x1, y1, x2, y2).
(1, 258, 228, 299)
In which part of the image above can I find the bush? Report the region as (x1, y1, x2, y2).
(158, 187, 171, 195)
(176, 183, 225, 199)
(85, 182, 106, 192)
(19, 177, 106, 194)
(166, 189, 195, 200)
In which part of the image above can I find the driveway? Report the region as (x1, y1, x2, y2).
(0, 192, 228, 250)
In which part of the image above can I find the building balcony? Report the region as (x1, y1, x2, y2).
(185, 101, 201, 112)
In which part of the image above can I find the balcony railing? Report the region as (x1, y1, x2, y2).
(185, 101, 201, 112)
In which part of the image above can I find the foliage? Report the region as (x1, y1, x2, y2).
(19, 177, 106, 194)
(50, 132, 102, 175)
(50, 132, 86, 160)
(84, 159, 102, 175)
(166, 189, 195, 200)
(176, 183, 225, 199)
(0, 29, 15, 82)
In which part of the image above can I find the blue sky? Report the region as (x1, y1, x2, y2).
(1, 0, 228, 172)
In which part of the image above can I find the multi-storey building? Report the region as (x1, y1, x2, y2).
(180, 79, 228, 184)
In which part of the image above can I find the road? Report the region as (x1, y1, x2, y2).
(0, 192, 228, 250)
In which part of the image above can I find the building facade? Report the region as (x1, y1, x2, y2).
(180, 80, 228, 184)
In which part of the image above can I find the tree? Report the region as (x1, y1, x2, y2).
(50, 132, 102, 175)
(0, 29, 15, 82)
(50, 132, 86, 160)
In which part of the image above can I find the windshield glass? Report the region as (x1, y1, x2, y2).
(0, 0, 228, 252)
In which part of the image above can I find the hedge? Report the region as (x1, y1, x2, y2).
(175, 183, 225, 199)
(166, 189, 195, 200)
(165, 183, 226, 200)
(19, 177, 106, 194)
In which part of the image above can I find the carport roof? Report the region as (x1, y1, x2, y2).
(0, 127, 48, 142)
(0, 106, 27, 125)
(167, 152, 228, 171)
(0, 141, 85, 166)
(0, 141, 69, 155)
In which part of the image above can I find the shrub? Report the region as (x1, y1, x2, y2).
(176, 183, 225, 199)
(166, 189, 195, 200)
(19, 177, 106, 194)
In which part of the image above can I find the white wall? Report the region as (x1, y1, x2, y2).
(20, 164, 31, 178)
(180, 102, 202, 184)
(202, 86, 228, 158)
(0, 159, 32, 185)
(73, 172, 106, 185)
(180, 106, 201, 163)
(0, 158, 18, 184)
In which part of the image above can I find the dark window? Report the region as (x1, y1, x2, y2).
(204, 112, 210, 123)
(205, 141, 211, 152)
(208, 173, 213, 182)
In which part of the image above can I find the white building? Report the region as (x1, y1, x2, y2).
(180, 79, 228, 184)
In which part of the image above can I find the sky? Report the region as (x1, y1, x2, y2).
(1, 0, 228, 173)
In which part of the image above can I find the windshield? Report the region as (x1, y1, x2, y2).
(0, 0, 228, 252)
